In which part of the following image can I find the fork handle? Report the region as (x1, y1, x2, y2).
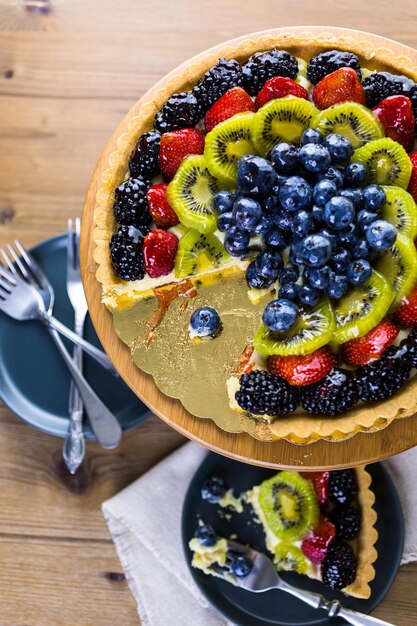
(39, 311, 118, 375)
(47, 330, 122, 449)
(278, 579, 394, 626)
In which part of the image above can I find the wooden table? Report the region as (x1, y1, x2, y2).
(0, 1, 417, 624)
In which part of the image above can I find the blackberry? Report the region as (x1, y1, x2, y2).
(192, 57, 243, 117)
(330, 506, 361, 540)
(409, 84, 417, 132)
(113, 176, 151, 228)
(154, 92, 200, 133)
(129, 130, 161, 179)
(321, 540, 356, 591)
(110, 225, 147, 281)
(242, 50, 298, 95)
(402, 328, 417, 368)
(328, 470, 358, 505)
(301, 369, 358, 416)
(306, 50, 361, 85)
(362, 71, 415, 108)
(235, 370, 299, 416)
(355, 344, 411, 402)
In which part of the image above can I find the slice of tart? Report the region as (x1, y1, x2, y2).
(189, 467, 377, 598)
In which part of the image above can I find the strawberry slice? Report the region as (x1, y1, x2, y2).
(159, 128, 204, 181)
(312, 67, 365, 110)
(267, 347, 337, 386)
(301, 471, 330, 505)
(408, 151, 417, 203)
(255, 77, 308, 109)
(394, 286, 417, 328)
(146, 184, 179, 229)
(301, 517, 336, 564)
(143, 229, 178, 278)
(342, 320, 399, 365)
(373, 95, 415, 152)
(204, 87, 255, 133)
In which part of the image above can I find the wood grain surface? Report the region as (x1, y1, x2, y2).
(1, 1, 417, 624)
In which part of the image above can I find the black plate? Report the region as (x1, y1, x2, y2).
(182, 454, 404, 626)
(0, 235, 152, 438)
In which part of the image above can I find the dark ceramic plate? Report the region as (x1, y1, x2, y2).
(182, 453, 403, 626)
(0, 234, 152, 438)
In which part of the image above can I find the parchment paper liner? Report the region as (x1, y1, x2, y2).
(92, 28, 417, 444)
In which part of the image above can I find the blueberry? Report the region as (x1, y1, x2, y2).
(344, 162, 367, 187)
(246, 261, 276, 289)
(312, 205, 324, 222)
(270, 142, 299, 174)
(301, 234, 333, 267)
(201, 476, 226, 503)
(262, 228, 287, 250)
(332, 248, 351, 272)
(318, 166, 344, 189)
(299, 143, 331, 173)
(217, 211, 234, 232)
(262, 298, 299, 332)
(304, 265, 330, 290)
(213, 190, 235, 213)
(273, 211, 293, 230)
(313, 179, 338, 206)
(255, 250, 283, 280)
(317, 227, 338, 250)
(229, 554, 253, 578)
(279, 282, 300, 301)
(293, 210, 314, 236)
(254, 215, 275, 236)
(190, 306, 221, 337)
(347, 259, 372, 285)
(224, 226, 250, 256)
(278, 176, 312, 212)
(237, 155, 277, 196)
(363, 184, 386, 211)
(352, 238, 371, 259)
(323, 196, 355, 230)
(366, 219, 397, 251)
(194, 525, 217, 547)
(357, 209, 378, 232)
(340, 188, 363, 210)
(326, 273, 349, 299)
(323, 133, 353, 164)
(299, 284, 320, 307)
(300, 128, 323, 145)
(264, 194, 280, 214)
(278, 266, 299, 285)
(338, 223, 358, 248)
(290, 236, 305, 265)
(232, 197, 263, 233)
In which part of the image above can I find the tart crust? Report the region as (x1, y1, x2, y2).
(92, 29, 417, 443)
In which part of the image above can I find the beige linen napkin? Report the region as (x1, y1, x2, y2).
(102, 441, 417, 626)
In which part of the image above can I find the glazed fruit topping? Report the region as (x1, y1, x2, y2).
(266, 347, 337, 386)
(146, 183, 179, 229)
(373, 95, 416, 152)
(204, 87, 255, 132)
(307, 50, 361, 85)
(328, 470, 358, 505)
(143, 229, 179, 278)
(301, 369, 358, 416)
(201, 476, 226, 503)
(235, 370, 299, 415)
(306, 471, 330, 505)
(395, 284, 417, 327)
(330, 505, 361, 540)
(321, 540, 356, 590)
(110, 225, 147, 281)
(255, 76, 308, 109)
(159, 128, 205, 181)
(355, 344, 411, 401)
(192, 57, 243, 117)
(301, 516, 336, 564)
(363, 71, 415, 108)
(342, 319, 399, 365)
(242, 50, 298, 95)
(129, 130, 161, 179)
(113, 176, 151, 228)
(154, 91, 200, 133)
(312, 68, 365, 110)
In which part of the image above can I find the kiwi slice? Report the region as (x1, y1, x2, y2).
(273, 543, 308, 575)
(253, 298, 335, 356)
(204, 113, 257, 186)
(352, 138, 412, 188)
(258, 471, 319, 541)
(310, 102, 383, 148)
(251, 96, 318, 155)
(174, 229, 229, 278)
(374, 232, 417, 311)
(333, 270, 395, 343)
(380, 186, 417, 239)
(167, 155, 222, 234)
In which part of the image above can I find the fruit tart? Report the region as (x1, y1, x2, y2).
(92, 30, 417, 443)
(189, 467, 377, 598)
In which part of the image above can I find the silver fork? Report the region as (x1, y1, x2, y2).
(225, 539, 393, 626)
(0, 251, 122, 449)
(64, 219, 87, 474)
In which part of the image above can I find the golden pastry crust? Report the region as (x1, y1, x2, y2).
(92, 29, 417, 443)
